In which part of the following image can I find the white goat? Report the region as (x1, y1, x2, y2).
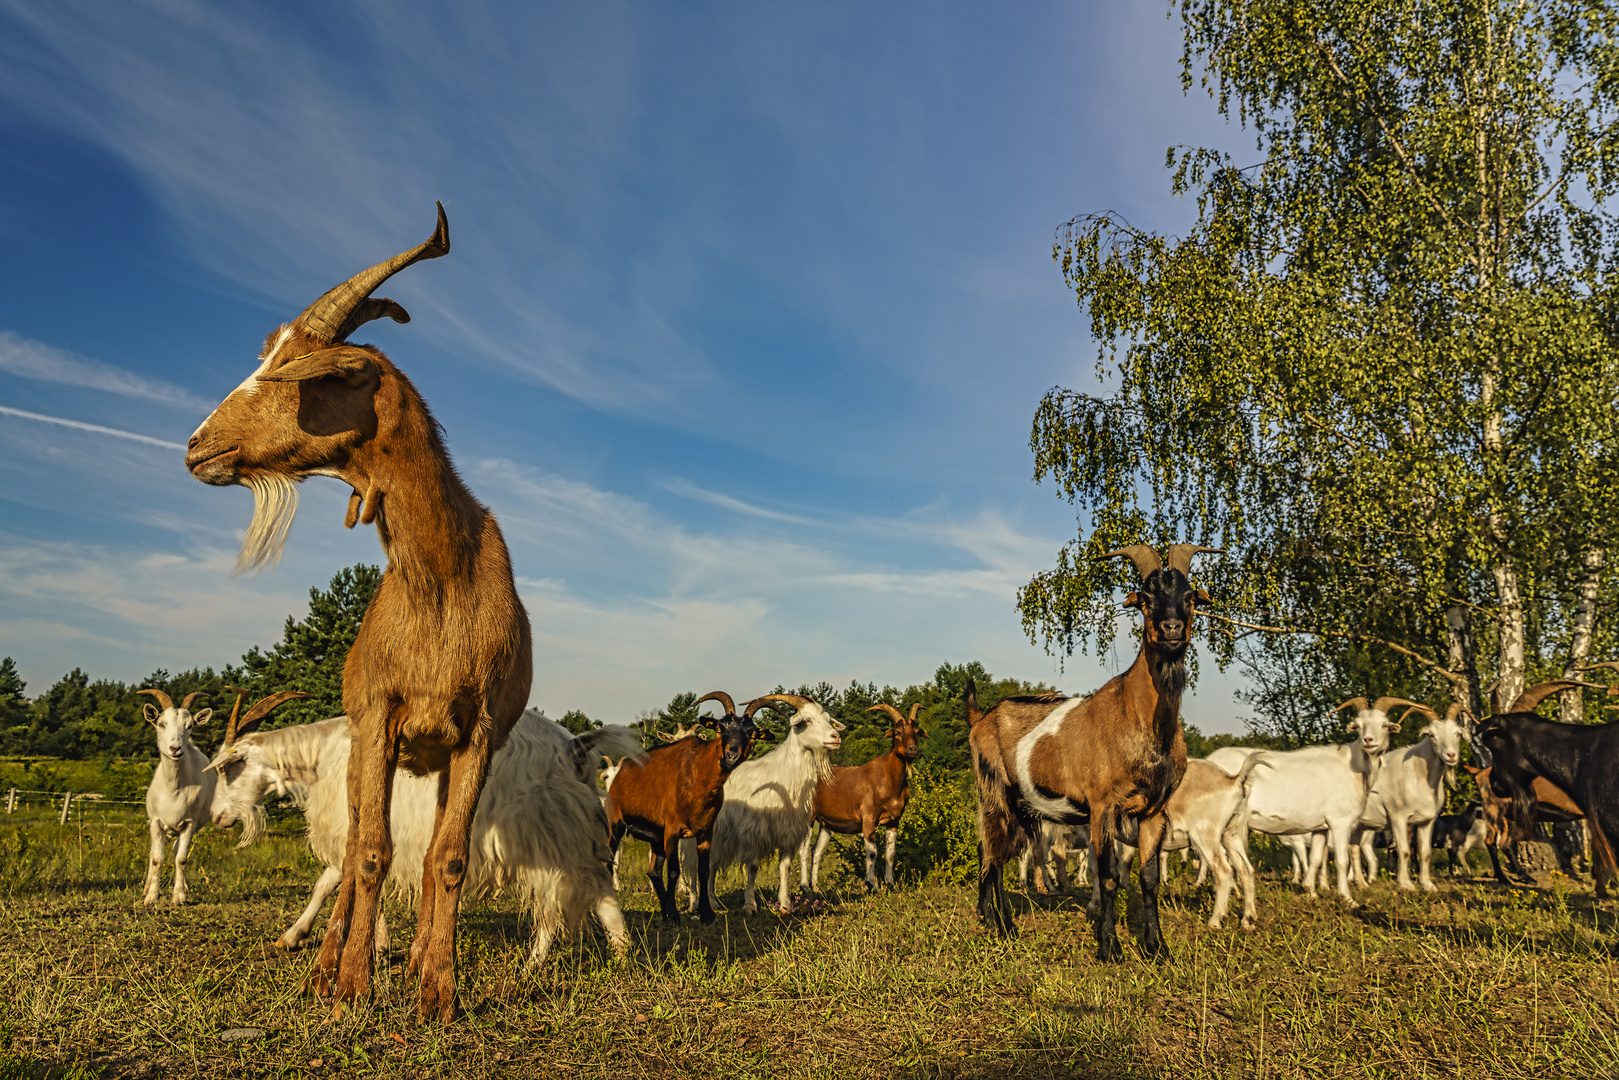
(1352, 703, 1469, 892)
(210, 711, 641, 970)
(138, 689, 214, 905)
(681, 693, 843, 914)
(1208, 696, 1412, 904)
(1104, 756, 1268, 930)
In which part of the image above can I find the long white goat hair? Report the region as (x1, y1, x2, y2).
(214, 712, 639, 968)
(239, 472, 300, 573)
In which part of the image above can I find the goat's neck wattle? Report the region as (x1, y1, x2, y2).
(342, 374, 485, 591)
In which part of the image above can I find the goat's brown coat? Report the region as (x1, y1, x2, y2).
(804, 704, 925, 888)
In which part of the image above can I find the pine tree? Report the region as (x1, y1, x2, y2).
(236, 564, 383, 728)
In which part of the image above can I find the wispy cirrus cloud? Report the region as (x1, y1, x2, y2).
(0, 405, 186, 451)
(0, 331, 213, 412)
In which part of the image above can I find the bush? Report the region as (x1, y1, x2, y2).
(892, 766, 979, 886)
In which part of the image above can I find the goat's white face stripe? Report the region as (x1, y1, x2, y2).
(1012, 697, 1087, 820)
(191, 324, 293, 442)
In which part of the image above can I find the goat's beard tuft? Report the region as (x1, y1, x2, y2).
(233, 803, 268, 849)
(238, 473, 301, 573)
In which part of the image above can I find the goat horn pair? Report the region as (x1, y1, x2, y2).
(1509, 680, 1600, 714)
(221, 687, 312, 747)
(695, 690, 736, 716)
(1331, 696, 1421, 717)
(744, 693, 810, 718)
(1097, 543, 1223, 579)
(297, 202, 451, 345)
(1397, 702, 1440, 725)
(136, 688, 173, 712)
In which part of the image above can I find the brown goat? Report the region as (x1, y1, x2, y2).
(606, 691, 760, 924)
(186, 205, 532, 1021)
(798, 703, 925, 891)
(969, 542, 1218, 960)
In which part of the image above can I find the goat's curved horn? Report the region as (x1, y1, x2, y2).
(744, 693, 810, 718)
(1485, 680, 1501, 716)
(136, 688, 174, 712)
(867, 703, 904, 730)
(1578, 661, 1619, 672)
(908, 703, 921, 722)
(181, 692, 209, 712)
(1163, 544, 1224, 574)
(1371, 696, 1423, 716)
(232, 690, 313, 743)
(1097, 545, 1163, 579)
(296, 202, 451, 345)
(1330, 697, 1369, 716)
(1509, 680, 1599, 713)
(1443, 703, 1468, 725)
(695, 690, 737, 716)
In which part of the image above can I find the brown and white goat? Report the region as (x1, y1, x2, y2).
(186, 204, 533, 1021)
(969, 542, 1219, 960)
(798, 703, 925, 891)
(606, 691, 760, 924)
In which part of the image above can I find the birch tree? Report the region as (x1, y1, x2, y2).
(1020, 1, 1619, 716)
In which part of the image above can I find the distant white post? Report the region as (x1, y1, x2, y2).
(59, 791, 72, 825)
(5, 787, 13, 814)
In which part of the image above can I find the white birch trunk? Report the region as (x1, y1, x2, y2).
(1560, 548, 1604, 724)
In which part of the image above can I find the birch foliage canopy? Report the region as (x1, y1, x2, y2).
(1020, 1, 1619, 713)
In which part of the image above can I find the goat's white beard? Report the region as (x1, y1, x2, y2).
(234, 804, 268, 849)
(238, 473, 300, 573)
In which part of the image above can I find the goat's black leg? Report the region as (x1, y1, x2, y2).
(1135, 814, 1170, 962)
(1091, 829, 1124, 962)
(661, 836, 684, 926)
(1487, 842, 1510, 886)
(695, 839, 716, 925)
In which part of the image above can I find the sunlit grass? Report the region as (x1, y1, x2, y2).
(0, 810, 1615, 1078)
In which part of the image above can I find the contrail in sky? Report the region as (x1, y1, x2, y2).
(0, 405, 186, 451)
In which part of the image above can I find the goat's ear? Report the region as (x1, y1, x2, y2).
(1344, 718, 1361, 734)
(142, 704, 161, 726)
(1122, 591, 1140, 609)
(259, 346, 376, 387)
(1195, 588, 1213, 605)
(191, 708, 213, 727)
(1386, 717, 1401, 733)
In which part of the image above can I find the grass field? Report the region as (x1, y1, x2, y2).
(2, 803, 1617, 1079)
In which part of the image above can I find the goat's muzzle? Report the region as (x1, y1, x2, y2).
(186, 439, 242, 484)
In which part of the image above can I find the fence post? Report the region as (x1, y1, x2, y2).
(5, 787, 13, 814)
(59, 791, 72, 825)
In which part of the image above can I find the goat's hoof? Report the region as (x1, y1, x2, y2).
(1095, 942, 1125, 963)
(697, 910, 716, 926)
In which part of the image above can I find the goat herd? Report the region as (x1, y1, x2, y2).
(123, 204, 1619, 1023)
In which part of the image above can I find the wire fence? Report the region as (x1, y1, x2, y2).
(3, 787, 148, 826)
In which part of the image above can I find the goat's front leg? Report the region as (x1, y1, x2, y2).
(332, 715, 400, 1010)
(1390, 815, 1415, 891)
(884, 827, 898, 886)
(169, 819, 198, 904)
(416, 731, 493, 1024)
(408, 772, 450, 979)
(1414, 821, 1436, 892)
(141, 818, 165, 906)
(660, 830, 683, 925)
(861, 822, 880, 891)
(742, 861, 759, 914)
(315, 731, 369, 996)
(694, 839, 716, 924)
(1135, 813, 1170, 960)
(282, 866, 343, 950)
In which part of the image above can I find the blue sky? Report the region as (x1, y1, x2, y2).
(0, 1, 1252, 730)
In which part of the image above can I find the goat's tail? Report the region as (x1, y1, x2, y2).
(1235, 751, 1272, 795)
(1590, 819, 1619, 896)
(964, 678, 982, 727)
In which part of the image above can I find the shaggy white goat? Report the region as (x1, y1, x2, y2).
(681, 694, 843, 914)
(139, 689, 215, 905)
(210, 711, 641, 969)
(1352, 704, 1469, 892)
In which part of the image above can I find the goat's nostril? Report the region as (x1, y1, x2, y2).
(187, 433, 200, 450)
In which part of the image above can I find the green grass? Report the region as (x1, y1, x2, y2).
(1, 807, 1617, 1079)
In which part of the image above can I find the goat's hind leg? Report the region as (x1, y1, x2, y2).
(975, 804, 1020, 936)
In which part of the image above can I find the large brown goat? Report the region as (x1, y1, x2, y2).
(969, 542, 1218, 960)
(186, 204, 532, 1021)
(606, 691, 760, 924)
(798, 703, 925, 891)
